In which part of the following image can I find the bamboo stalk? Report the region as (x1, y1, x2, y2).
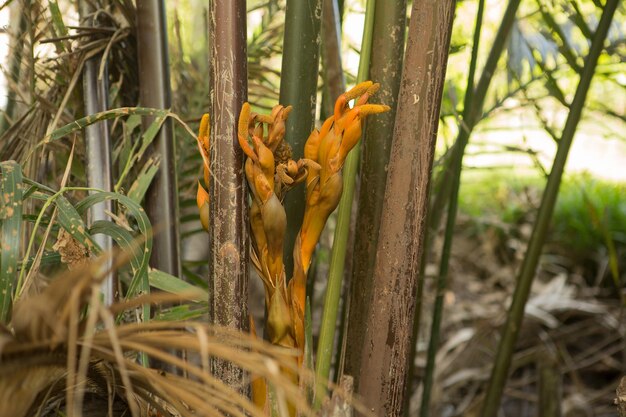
(414, 0, 521, 401)
(279, 0, 323, 278)
(314, 0, 375, 403)
(136, 0, 181, 278)
(480, 2, 618, 416)
(538, 351, 562, 417)
(344, 0, 407, 386)
(208, 0, 249, 392)
(321, 0, 346, 108)
(80, 3, 116, 306)
(354, 2, 455, 416)
(0, 3, 27, 135)
(419, 2, 484, 416)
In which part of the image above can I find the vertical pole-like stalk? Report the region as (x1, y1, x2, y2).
(355, 2, 455, 416)
(0, 3, 27, 135)
(279, 0, 323, 278)
(434, 0, 522, 256)
(208, 0, 249, 391)
(321, 0, 346, 107)
(81, 6, 116, 305)
(480, 2, 618, 415)
(344, 0, 407, 385)
(314, 0, 374, 402)
(137, 0, 181, 278)
(419, 1, 484, 415)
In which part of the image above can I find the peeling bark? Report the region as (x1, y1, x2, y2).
(208, 0, 249, 393)
(354, 2, 456, 416)
(345, 0, 407, 386)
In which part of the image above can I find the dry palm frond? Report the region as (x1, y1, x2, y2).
(0, 0, 138, 169)
(0, 255, 321, 417)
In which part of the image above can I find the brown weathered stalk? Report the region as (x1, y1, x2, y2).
(208, 0, 249, 391)
(322, 0, 346, 105)
(344, 0, 407, 385)
(354, 2, 455, 416)
(136, 0, 181, 278)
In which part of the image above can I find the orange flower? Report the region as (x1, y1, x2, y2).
(196, 114, 210, 232)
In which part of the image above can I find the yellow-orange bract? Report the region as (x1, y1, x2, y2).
(195, 114, 210, 232)
(198, 81, 389, 412)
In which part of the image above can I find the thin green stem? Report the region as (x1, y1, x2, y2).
(314, 0, 376, 406)
(480, 1, 618, 416)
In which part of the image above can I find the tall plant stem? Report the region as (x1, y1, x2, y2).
(414, 0, 520, 398)
(280, 0, 323, 278)
(344, 0, 407, 387)
(355, 2, 455, 416)
(208, 0, 249, 392)
(0, 5, 27, 135)
(314, 0, 376, 403)
(419, 2, 484, 416)
(480, 2, 618, 416)
(321, 0, 346, 113)
(137, 0, 180, 278)
(80, 3, 116, 306)
(436, 0, 523, 241)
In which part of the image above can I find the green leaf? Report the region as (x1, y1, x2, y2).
(75, 192, 152, 302)
(0, 161, 23, 322)
(127, 157, 161, 203)
(48, 0, 68, 53)
(154, 303, 209, 321)
(55, 195, 99, 254)
(136, 113, 167, 160)
(43, 107, 168, 144)
(19, 252, 61, 270)
(89, 220, 141, 272)
(148, 269, 208, 303)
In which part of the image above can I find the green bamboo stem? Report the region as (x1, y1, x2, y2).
(280, 0, 323, 278)
(314, 0, 376, 404)
(419, 2, 484, 416)
(345, 0, 407, 386)
(480, 2, 618, 416)
(318, 0, 346, 375)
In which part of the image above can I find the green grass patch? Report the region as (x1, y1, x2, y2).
(459, 169, 626, 255)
